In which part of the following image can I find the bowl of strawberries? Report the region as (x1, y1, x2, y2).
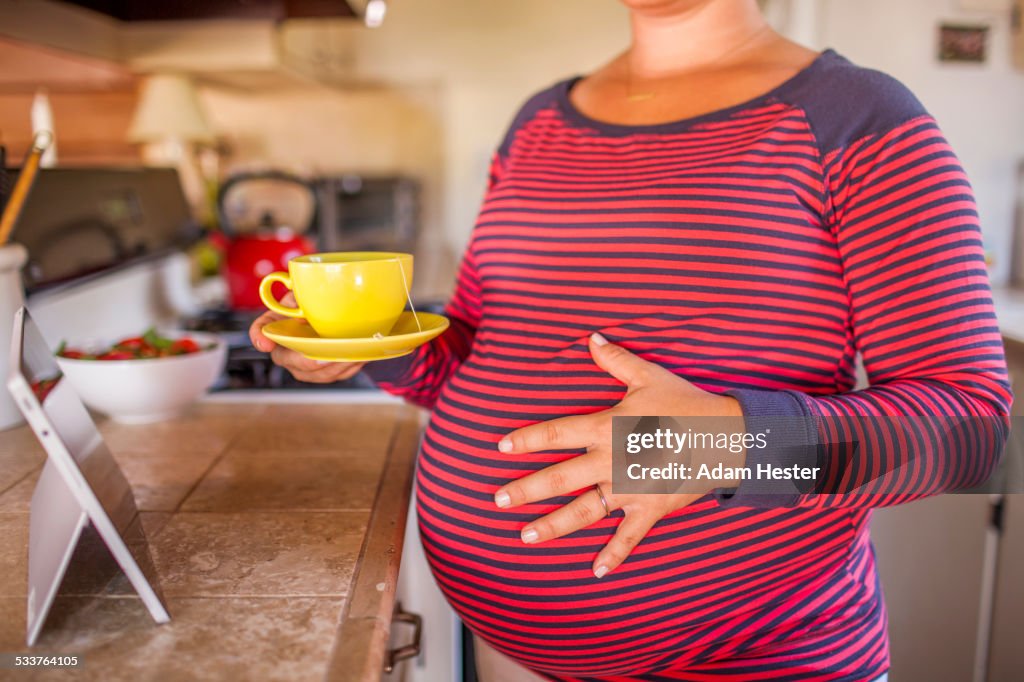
(55, 328, 227, 423)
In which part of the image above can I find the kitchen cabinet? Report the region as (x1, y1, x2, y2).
(987, 339, 1024, 680)
(0, 35, 138, 164)
(0, 0, 120, 63)
(60, 0, 358, 21)
(988, 496, 1024, 680)
(389, 501, 461, 682)
(871, 496, 994, 682)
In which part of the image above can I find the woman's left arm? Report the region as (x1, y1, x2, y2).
(720, 115, 1012, 507)
(493, 116, 1013, 576)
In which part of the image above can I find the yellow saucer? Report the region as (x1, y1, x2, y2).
(262, 311, 449, 363)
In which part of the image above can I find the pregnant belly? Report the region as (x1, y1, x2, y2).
(414, 375, 878, 678)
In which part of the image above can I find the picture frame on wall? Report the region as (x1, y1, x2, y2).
(938, 23, 990, 63)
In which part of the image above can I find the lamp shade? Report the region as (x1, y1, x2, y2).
(128, 73, 214, 143)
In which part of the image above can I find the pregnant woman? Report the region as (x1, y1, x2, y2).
(251, 0, 1011, 679)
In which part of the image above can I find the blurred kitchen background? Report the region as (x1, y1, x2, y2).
(1, 0, 1023, 681)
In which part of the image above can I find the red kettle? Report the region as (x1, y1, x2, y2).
(215, 171, 318, 310)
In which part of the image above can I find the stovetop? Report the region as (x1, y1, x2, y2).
(181, 308, 377, 391)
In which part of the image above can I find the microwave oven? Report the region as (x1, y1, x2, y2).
(314, 175, 420, 253)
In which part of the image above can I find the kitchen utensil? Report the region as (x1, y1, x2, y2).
(259, 252, 414, 338)
(216, 170, 317, 310)
(31, 91, 57, 168)
(0, 243, 28, 429)
(55, 331, 226, 423)
(261, 311, 447, 363)
(0, 133, 51, 429)
(0, 130, 52, 246)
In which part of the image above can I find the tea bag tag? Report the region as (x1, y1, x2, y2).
(396, 258, 422, 332)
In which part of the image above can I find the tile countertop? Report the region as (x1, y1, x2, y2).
(0, 401, 424, 682)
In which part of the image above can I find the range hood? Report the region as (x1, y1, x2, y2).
(57, 0, 359, 22)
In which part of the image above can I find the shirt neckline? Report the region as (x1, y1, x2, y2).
(555, 48, 838, 136)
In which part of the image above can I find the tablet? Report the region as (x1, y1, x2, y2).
(6, 307, 169, 646)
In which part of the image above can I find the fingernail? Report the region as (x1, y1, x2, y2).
(591, 332, 609, 346)
(315, 360, 332, 366)
(494, 491, 510, 508)
(594, 564, 609, 579)
(521, 528, 538, 543)
(497, 438, 513, 453)
(255, 341, 268, 352)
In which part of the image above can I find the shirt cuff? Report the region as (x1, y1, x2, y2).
(714, 388, 819, 508)
(361, 353, 417, 386)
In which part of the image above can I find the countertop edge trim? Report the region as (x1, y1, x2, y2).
(325, 405, 423, 682)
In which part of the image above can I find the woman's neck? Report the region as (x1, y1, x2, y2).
(627, 0, 770, 78)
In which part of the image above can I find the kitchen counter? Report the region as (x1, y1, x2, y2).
(0, 401, 424, 682)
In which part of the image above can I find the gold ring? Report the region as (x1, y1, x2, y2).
(595, 483, 610, 517)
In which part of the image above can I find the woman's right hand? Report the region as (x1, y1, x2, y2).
(248, 293, 366, 383)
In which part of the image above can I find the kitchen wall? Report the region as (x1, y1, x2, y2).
(195, 81, 453, 297)
(218, 0, 1021, 283)
(298, 1, 632, 258)
(2, 0, 1020, 283)
(817, 0, 1024, 285)
(129, 0, 629, 296)
(0, 0, 631, 295)
(189, 0, 631, 290)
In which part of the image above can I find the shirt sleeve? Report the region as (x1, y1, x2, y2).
(363, 226, 484, 409)
(361, 157, 495, 408)
(364, 84, 560, 408)
(719, 115, 1013, 509)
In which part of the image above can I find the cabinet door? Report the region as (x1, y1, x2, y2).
(987, 338, 1024, 681)
(871, 496, 991, 682)
(988, 495, 1024, 681)
(392, 500, 460, 682)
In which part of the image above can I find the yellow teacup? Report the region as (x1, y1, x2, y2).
(258, 252, 414, 338)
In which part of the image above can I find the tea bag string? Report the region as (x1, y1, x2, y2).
(397, 258, 422, 332)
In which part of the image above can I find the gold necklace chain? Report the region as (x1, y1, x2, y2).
(624, 23, 774, 102)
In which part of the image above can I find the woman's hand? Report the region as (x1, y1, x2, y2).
(248, 293, 366, 383)
(494, 332, 743, 578)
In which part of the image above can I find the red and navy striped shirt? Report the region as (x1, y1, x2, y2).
(368, 50, 1011, 681)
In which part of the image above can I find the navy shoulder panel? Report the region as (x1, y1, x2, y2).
(779, 50, 929, 153)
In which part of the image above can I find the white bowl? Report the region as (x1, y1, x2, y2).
(55, 331, 227, 424)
